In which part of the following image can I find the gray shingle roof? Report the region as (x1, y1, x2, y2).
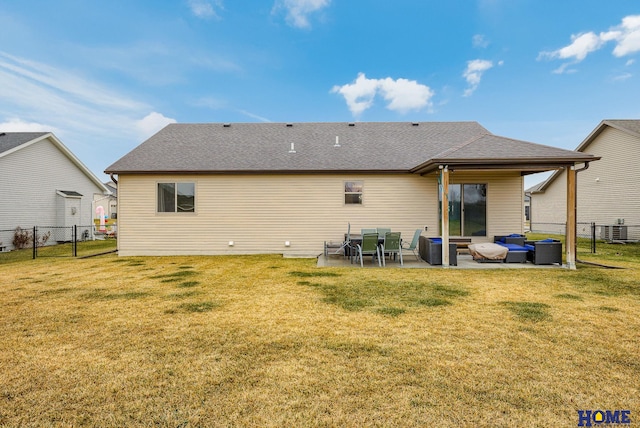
(606, 119, 640, 137)
(0, 132, 48, 155)
(105, 122, 597, 174)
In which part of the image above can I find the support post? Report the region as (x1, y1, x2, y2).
(73, 225, 77, 257)
(33, 226, 37, 260)
(440, 165, 450, 267)
(566, 166, 577, 269)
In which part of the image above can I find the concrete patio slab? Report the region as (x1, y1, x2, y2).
(317, 253, 565, 269)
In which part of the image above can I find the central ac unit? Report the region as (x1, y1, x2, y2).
(600, 225, 628, 241)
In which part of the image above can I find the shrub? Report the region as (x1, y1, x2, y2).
(11, 228, 51, 249)
(12, 227, 32, 250)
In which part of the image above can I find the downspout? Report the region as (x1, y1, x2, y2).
(110, 173, 118, 185)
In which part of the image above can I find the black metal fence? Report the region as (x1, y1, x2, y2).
(530, 222, 640, 253)
(0, 225, 116, 262)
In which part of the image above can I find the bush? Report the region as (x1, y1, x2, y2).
(10, 228, 50, 249)
(12, 227, 32, 250)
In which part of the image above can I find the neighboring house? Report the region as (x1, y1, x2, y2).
(0, 132, 110, 249)
(529, 120, 640, 240)
(105, 122, 596, 264)
(94, 181, 118, 219)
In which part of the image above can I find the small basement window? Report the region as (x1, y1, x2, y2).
(157, 183, 195, 213)
(344, 181, 363, 205)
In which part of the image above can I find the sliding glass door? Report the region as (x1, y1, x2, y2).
(439, 184, 486, 237)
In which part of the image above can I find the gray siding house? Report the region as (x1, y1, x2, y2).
(529, 120, 640, 240)
(0, 132, 110, 250)
(106, 122, 597, 266)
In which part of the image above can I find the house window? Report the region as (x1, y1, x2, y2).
(157, 183, 195, 213)
(344, 181, 363, 204)
(439, 183, 486, 236)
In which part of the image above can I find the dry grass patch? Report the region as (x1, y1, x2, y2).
(0, 254, 639, 426)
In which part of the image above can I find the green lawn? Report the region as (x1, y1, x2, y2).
(0, 242, 638, 426)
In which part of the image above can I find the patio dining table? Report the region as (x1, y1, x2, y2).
(345, 234, 401, 260)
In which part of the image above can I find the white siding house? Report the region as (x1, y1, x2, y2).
(529, 120, 640, 240)
(106, 122, 597, 261)
(0, 132, 110, 250)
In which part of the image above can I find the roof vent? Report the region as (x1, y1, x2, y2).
(334, 136, 341, 148)
(289, 143, 296, 153)
(348, 123, 355, 127)
(412, 122, 419, 126)
(286, 123, 293, 127)
(223, 123, 231, 127)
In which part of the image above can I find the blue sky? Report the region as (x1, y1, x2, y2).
(1, 1, 639, 187)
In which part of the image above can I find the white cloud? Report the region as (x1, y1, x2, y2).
(626, 59, 635, 66)
(612, 72, 633, 82)
(0, 51, 182, 178)
(236, 109, 272, 123)
(330, 73, 379, 116)
(539, 15, 640, 73)
(273, 0, 330, 29)
(377, 77, 434, 113)
(135, 112, 177, 139)
(540, 32, 603, 62)
(473, 34, 490, 49)
(463, 59, 494, 97)
(331, 73, 434, 116)
(187, 0, 223, 19)
(609, 15, 640, 57)
(0, 51, 145, 111)
(0, 118, 54, 132)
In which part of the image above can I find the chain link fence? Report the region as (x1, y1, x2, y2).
(0, 225, 116, 263)
(530, 222, 640, 253)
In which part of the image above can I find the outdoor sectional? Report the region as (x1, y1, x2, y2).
(419, 236, 457, 266)
(494, 234, 528, 263)
(525, 239, 563, 265)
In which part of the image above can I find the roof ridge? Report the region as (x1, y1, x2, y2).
(603, 119, 640, 139)
(432, 132, 490, 159)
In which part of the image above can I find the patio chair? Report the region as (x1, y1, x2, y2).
(361, 228, 377, 235)
(356, 232, 381, 267)
(381, 232, 403, 266)
(494, 234, 526, 246)
(402, 229, 422, 261)
(525, 239, 562, 265)
(418, 237, 457, 266)
(376, 228, 391, 237)
(324, 222, 353, 259)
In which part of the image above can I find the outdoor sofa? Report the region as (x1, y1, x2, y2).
(419, 236, 457, 266)
(525, 239, 563, 265)
(493, 235, 528, 263)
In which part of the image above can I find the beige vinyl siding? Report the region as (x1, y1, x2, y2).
(530, 126, 640, 238)
(117, 171, 525, 256)
(575, 127, 640, 227)
(530, 170, 567, 230)
(450, 171, 525, 238)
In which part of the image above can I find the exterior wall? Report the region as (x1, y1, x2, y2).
(575, 127, 640, 226)
(116, 171, 524, 256)
(531, 126, 640, 238)
(0, 138, 105, 249)
(530, 169, 567, 229)
(452, 171, 525, 239)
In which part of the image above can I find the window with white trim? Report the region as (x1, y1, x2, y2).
(344, 181, 363, 204)
(157, 183, 195, 213)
